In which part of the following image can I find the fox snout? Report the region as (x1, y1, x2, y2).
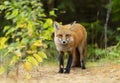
(58, 38, 68, 45)
(56, 36, 74, 46)
(62, 40, 67, 45)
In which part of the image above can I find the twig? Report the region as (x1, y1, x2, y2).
(104, 0, 112, 51)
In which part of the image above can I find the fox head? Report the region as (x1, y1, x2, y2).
(53, 21, 76, 46)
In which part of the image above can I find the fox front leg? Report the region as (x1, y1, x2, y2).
(58, 52, 64, 73)
(64, 53, 73, 73)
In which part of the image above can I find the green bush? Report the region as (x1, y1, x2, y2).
(0, 0, 54, 74)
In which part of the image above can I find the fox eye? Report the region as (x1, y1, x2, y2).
(57, 34, 62, 37)
(66, 34, 71, 37)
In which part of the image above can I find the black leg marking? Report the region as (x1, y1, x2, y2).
(81, 60, 86, 69)
(58, 53, 64, 73)
(64, 55, 73, 73)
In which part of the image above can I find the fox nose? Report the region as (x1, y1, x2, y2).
(63, 41, 66, 44)
(62, 40, 67, 44)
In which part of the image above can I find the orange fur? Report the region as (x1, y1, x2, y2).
(54, 21, 87, 69)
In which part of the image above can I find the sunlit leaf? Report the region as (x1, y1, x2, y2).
(5, 27, 17, 36)
(49, 10, 56, 16)
(12, 9, 18, 17)
(23, 61, 32, 71)
(17, 23, 27, 28)
(6, 9, 19, 19)
(21, 38, 29, 45)
(117, 27, 120, 31)
(38, 51, 47, 59)
(40, 13, 46, 17)
(16, 32, 22, 36)
(27, 21, 34, 37)
(4, 1, 10, 5)
(18, 41, 25, 50)
(26, 50, 36, 54)
(0, 5, 7, 10)
(33, 54, 43, 62)
(33, 40, 43, 47)
(3, 26, 10, 32)
(0, 37, 8, 49)
(43, 18, 53, 29)
(27, 56, 38, 66)
(30, 44, 36, 50)
(16, 38, 20, 41)
(26, 50, 33, 54)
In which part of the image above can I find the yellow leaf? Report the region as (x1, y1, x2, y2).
(26, 50, 33, 54)
(27, 56, 38, 66)
(33, 40, 43, 47)
(46, 18, 53, 25)
(27, 21, 34, 37)
(33, 43, 43, 47)
(20, 41, 24, 46)
(0, 37, 8, 49)
(26, 50, 36, 54)
(33, 54, 43, 62)
(30, 44, 36, 50)
(38, 51, 47, 59)
(0, 67, 5, 75)
(18, 41, 25, 49)
(23, 61, 32, 71)
(19, 24, 27, 28)
(16, 38, 20, 41)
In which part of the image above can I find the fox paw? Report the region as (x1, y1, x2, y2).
(58, 69, 64, 73)
(64, 69, 70, 74)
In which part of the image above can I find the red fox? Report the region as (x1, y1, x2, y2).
(53, 21, 87, 73)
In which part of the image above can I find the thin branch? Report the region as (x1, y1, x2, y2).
(104, 0, 112, 50)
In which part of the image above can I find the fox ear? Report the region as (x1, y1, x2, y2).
(70, 21, 76, 30)
(53, 21, 60, 30)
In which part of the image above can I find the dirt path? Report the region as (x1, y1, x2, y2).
(0, 63, 120, 83)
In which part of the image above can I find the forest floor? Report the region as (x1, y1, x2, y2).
(0, 61, 120, 83)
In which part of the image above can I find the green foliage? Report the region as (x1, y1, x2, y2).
(81, 20, 105, 48)
(87, 45, 105, 61)
(116, 27, 120, 42)
(107, 42, 120, 59)
(83, 20, 120, 61)
(0, 0, 54, 74)
(57, 0, 75, 12)
(112, 0, 120, 22)
(87, 42, 120, 61)
(81, 19, 120, 49)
